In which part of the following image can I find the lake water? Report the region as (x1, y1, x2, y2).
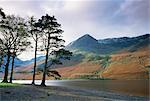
(12, 80, 149, 97)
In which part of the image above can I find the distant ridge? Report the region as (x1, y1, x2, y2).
(66, 34, 150, 54)
(0, 56, 45, 72)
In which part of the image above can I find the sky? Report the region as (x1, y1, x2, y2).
(0, 0, 149, 60)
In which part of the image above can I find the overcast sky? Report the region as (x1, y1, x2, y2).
(0, 0, 149, 60)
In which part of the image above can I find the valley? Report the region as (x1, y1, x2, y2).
(1, 34, 149, 80)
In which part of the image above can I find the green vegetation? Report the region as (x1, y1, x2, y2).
(0, 83, 19, 87)
(100, 55, 111, 68)
(84, 53, 102, 62)
(81, 53, 111, 69)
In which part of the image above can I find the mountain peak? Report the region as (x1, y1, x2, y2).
(79, 34, 97, 41)
(66, 34, 100, 53)
(83, 34, 92, 37)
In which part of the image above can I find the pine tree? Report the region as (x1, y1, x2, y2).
(28, 16, 42, 85)
(39, 14, 72, 86)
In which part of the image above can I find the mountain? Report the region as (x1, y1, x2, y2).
(66, 34, 100, 53)
(66, 34, 150, 54)
(0, 55, 45, 72)
(37, 33, 150, 70)
(23, 56, 45, 66)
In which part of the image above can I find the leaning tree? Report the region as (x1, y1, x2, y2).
(37, 49, 72, 80)
(48, 49, 72, 79)
(38, 14, 72, 86)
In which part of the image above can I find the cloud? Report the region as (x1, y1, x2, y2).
(114, 0, 149, 25)
(0, 0, 149, 60)
(0, 0, 149, 45)
(110, 0, 150, 36)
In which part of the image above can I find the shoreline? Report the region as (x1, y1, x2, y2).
(0, 83, 149, 101)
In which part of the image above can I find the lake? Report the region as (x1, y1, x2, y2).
(12, 80, 149, 97)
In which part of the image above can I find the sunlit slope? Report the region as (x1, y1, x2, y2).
(54, 50, 149, 79)
(55, 62, 102, 78)
(101, 50, 150, 79)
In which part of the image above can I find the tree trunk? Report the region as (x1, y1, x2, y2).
(2, 51, 11, 83)
(41, 34, 50, 86)
(32, 35, 37, 85)
(9, 54, 15, 83)
(0, 51, 4, 68)
(41, 48, 49, 86)
(0, 55, 2, 68)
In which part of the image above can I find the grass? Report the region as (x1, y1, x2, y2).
(0, 82, 20, 88)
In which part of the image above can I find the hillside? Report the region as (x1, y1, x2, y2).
(101, 50, 150, 79)
(51, 34, 150, 79)
(1, 34, 149, 80)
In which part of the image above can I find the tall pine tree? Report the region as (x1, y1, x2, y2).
(39, 14, 69, 86)
(28, 16, 42, 85)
